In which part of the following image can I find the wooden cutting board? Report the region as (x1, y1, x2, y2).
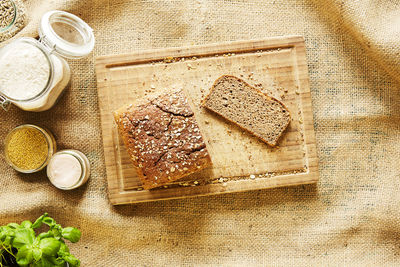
(95, 36, 319, 205)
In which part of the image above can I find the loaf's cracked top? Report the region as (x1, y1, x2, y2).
(114, 89, 212, 189)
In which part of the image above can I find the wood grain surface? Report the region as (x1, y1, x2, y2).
(95, 36, 319, 205)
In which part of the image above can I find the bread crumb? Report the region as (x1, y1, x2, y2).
(164, 57, 174, 63)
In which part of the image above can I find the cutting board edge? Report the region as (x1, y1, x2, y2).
(108, 171, 319, 205)
(95, 35, 305, 68)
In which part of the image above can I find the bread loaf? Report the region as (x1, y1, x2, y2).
(114, 90, 212, 189)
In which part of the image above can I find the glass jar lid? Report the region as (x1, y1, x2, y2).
(39, 10, 95, 59)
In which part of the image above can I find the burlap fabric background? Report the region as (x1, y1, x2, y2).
(1, 0, 400, 266)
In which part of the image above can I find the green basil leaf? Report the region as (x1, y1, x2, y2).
(31, 256, 55, 267)
(51, 228, 62, 240)
(2, 227, 15, 239)
(4, 235, 13, 246)
(63, 253, 80, 267)
(49, 256, 65, 266)
(33, 247, 42, 261)
(38, 232, 52, 240)
(58, 242, 70, 254)
(21, 220, 33, 229)
(39, 238, 61, 256)
(61, 227, 81, 243)
(7, 223, 20, 229)
(12, 228, 35, 248)
(0, 227, 6, 241)
(32, 213, 48, 229)
(16, 245, 34, 266)
(42, 217, 56, 227)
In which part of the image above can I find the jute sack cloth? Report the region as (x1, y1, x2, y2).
(1, 0, 400, 266)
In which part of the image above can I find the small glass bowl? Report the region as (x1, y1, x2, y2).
(0, 0, 27, 41)
(47, 149, 91, 190)
(4, 124, 56, 173)
(0, 0, 17, 33)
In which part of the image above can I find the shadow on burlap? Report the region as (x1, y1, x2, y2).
(1, 0, 400, 265)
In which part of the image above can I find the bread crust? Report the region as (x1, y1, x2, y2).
(202, 75, 291, 146)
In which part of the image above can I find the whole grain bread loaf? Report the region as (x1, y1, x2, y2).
(202, 75, 291, 146)
(114, 90, 212, 189)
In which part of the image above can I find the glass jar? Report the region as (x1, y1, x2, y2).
(0, 0, 27, 42)
(0, 0, 17, 32)
(0, 10, 95, 112)
(4, 124, 57, 173)
(47, 149, 91, 190)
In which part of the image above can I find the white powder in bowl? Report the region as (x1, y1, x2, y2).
(0, 42, 50, 100)
(47, 153, 82, 188)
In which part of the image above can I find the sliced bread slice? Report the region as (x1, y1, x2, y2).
(202, 75, 291, 146)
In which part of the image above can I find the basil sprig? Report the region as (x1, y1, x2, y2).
(0, 213, 81, 267)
